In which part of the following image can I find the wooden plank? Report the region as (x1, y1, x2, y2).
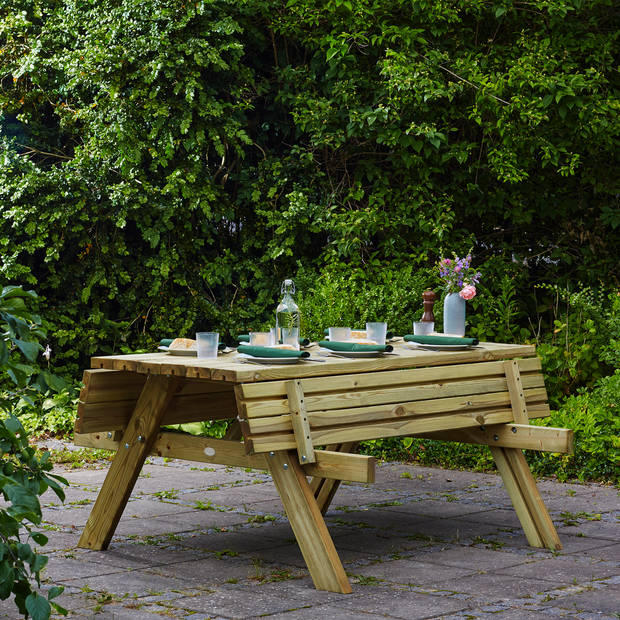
(241, 373, 546, 419)
(80, 369, 231, 404)
(78, 374, 182, 550)
(303, 449, 373, 483)
(504, 448, 562, 550)
(310, 442, 358, 515)
(246, 405, 550, 453)
(210, 343, 538, 383)
(267, 450, 352, 593)
(239, 357, 542, 400)
(504, 360, 530, 424)
(490, 446, 543, 548)
(286, 379, 315, 464)
(74, 434, 372, 482)
(416, 424, 573, 453)
(244, 387, 549, 435)
(76, 389, 237, 434)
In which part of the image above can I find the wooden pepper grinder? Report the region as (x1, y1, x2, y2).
(421, 289, 437, 323)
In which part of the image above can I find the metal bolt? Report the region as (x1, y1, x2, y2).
(301, 455, 307, 462)
(124, 443, 130, 450)
(107, 432, 112, 439)
(283, 463, 289, 470)
(269, 451, 275, 457)
(137, 435, 145, 443)
(511, 427, 517, 433)
(467, 401, 473, 406)
(493, 435, 499, 441)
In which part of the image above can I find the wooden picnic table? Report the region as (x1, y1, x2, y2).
(74, 341, 572, 594)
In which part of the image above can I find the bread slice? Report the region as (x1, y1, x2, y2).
(169, 337, 197, 351)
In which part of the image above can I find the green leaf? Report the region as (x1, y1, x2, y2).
(25, 593, 51, 620)
(13, 339, 42, 362)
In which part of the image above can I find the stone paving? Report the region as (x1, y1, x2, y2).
(2, 449, 618, 619)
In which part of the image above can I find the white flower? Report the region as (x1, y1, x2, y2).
(42, 344, 52, 361)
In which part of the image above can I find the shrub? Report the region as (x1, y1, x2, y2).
(1, 286, 68, 619)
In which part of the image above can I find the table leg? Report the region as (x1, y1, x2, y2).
(268, 450, 352, 594)
(491, 446, 561, 550)
(309, 442, 358, 515)
(78, 374, 182, 550)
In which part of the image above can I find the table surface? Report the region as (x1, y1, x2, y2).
(91, 341, 537, 382)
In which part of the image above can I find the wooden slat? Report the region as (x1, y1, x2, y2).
(286, 379, 316, 464)
(80, 369, 231, 404)
(268, 450, 352, 593)
(74, 434, 374, 483)
(92, 343, 537, 383)
(310, 442, 358, 515)
(504, 360, 530, 424)
(244, 387, 549, 435)
(241, 373, 546, 419)
(78, 374, 182, 550)
(75, 389, 237, 434)
(303, 449, 373, 483)
(246, 405, 550, 453)
(416, 424, 573, 453)
(238, 357, 542, 400)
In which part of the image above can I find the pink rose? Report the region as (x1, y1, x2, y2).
(459, 285, 476, 300)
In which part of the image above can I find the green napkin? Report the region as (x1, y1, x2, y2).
(323, 328, 394, 339)
(404, 335, 479, 346)
(318, 340, 393, 353)
(159, 338, 227, 351)
(237, 334, 311, 347)
(237, 345, 310, 359)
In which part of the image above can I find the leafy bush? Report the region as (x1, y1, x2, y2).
(0, 416, 68, 619)
(530, 371, 620, 482)
(1, 286, 68, 619)
(1, 0, 618, 374)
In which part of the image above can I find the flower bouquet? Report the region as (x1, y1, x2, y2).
(438, 254, 481, 336)
(438, 254, 481, 299)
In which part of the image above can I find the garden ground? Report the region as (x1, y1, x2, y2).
(2, 441, 618, 619)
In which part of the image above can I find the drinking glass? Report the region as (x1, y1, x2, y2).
(413, 321, 434, 335)
(328, 327, 351, 342)
(250, 331, 274, 346)
(196, 332, 219, 358)
(366, 322, 387, 344)
(281, 327, 300, 350)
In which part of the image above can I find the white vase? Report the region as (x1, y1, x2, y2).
(443, 292, 466, 336)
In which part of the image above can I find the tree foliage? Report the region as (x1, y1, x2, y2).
(0, 0, 618, 372)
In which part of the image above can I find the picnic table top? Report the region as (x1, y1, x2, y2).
(90, 341, 537, 383)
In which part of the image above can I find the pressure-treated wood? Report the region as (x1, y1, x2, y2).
(286, 379, 316, 464)
(91, 342, 537, 383)
(74, 433, 374, 483)
(237, 357, 543, 401)
(491, 446, 561, 550)
(268, 450, 352, 593)
(504, 360, 530, 424)
(75, 342, 568, 593)
(416, 424, 573, 453)
(76, 370, 237, 434)
(245, 404, 550, 454)
(310, 442, 358, 515)
(78, 374, 182, 550)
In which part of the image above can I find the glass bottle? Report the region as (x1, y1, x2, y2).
(276, 279, 300, 349)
